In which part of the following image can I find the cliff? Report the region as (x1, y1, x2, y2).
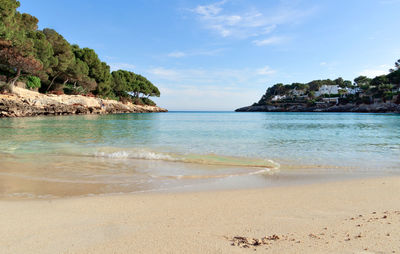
(235, 102, 400, 113)
(0, 87, 167, 117)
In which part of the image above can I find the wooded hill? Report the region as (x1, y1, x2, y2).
(0, 0, 160, 106)
(255, 60, 400, 106)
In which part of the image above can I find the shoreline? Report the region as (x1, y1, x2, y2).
(235, 103, 400, 113)
(0, 87, 167, 118)
(1, 176, 399, 253)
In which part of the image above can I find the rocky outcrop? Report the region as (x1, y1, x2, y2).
(0, 87, 167, 118)
(235, 102, 400, 113)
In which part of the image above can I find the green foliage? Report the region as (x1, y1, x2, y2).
(0, 0, 156, 102)
(25, 75, 40, 89)
(257, 62, 400, 106)
(63, 83, 86, 95)
(141, 97, 156, 106)
(43, 29, 74, 80)
(354, 76, 371, 87)
(110, 70, 159, 104)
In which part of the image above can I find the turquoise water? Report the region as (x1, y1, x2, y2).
(0, 112, 399, 198)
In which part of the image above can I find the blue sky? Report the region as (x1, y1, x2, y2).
(19, 0, 400, 110)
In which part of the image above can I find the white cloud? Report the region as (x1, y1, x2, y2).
(167, 48, 226, 58)
(167, 51, 186, 58)
(148, 67, 181, 80)
(253, 36, 286, 46)
(320, 62, 327, 66)
(256, 66, 276, 75)
(109, 63, 136, 71)
(147, 66, 276, 85)
(191, 1, 315, 39)
(147, 65, 277, 110)
(154, 84, 263, 111)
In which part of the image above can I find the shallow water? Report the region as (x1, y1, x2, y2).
(0, 112, 399, 199)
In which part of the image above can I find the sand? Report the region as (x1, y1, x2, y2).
(1, 176, 400, 254)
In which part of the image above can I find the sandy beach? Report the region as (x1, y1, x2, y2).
(1, 176, 399, 254)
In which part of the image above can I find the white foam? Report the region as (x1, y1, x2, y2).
(94, 150, 174, 161)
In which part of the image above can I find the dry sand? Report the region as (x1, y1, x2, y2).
(1, 176, 400, 254)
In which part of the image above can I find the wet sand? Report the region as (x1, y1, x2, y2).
(1, 176, 400, 254)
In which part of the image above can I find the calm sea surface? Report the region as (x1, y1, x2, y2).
(0, 112, 399, 198)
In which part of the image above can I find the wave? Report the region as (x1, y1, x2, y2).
(91, 148, 280, 169)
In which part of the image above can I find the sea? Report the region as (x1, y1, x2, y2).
(0, 112, 399, 199)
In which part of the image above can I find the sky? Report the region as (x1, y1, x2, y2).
(19, 0, 400, 110)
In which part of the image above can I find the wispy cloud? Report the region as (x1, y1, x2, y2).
(191, 0, 315, 40)
(147, 65, 277, 109)
(167, 48, 225, 58)
(109, 63, 136, 71)
(253, 36, 287, 46)
(256, 66, 276, 75)
(155, 84, 262, 111)
(168, 51, 186, 58)
(147, 65, 276, 85)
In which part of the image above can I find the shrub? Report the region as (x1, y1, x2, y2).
(63, 84, 86, 95)
(26, 76, 41, 90)
(132, 97, 144, 105)
(307, 99, 316, 106)
(141, 97, 156, 106)
(120, 96, 132, 104)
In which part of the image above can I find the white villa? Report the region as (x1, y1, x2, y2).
(346, 87, 361, 95)
(291, 88, 306, 96)
(315, 85, 340, 97)
(271, 95, 287, 101)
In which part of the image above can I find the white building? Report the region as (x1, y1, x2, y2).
(315, 85, 340, 97)
(346, 87, 361, 95)
(271, 95, 286, 101)
(291, 88, 305, 96)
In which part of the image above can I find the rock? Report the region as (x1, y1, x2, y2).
(0, 87, 167, 118)
(235, 102, 400, 113)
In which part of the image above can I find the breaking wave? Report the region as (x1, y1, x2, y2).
(91, 148, 280, 169)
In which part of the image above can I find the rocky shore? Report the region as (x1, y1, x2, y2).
(0, 87, 167, 118)
(236, 102, 400, 113)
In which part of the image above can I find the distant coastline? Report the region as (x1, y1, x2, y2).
(237, 62, 400, 113)
(236, 102, 400, 113)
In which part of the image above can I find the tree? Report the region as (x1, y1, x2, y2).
(111, 70, 130, 97)
(0, 42, 42, 91)
(343, 80, 352, 88)
(387, 59, 400, 86)
(0, 0, 42, 92)
(389, 59, 400, 73)
(334, 77, 345, 88)
(371, 75, 389, 87)
(354, 76, 371, 87)
(43, 28, 74, 91)
(28, 30, 56, 81)
(0, 0, 21, 41)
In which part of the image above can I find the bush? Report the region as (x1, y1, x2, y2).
(132, 97, 144, 105)
(361, 96, 371, 104)
(63, 84, 86, 95)
(26, 76, 41, 90)
(141, 97, 156, 106)
(306, 100, 316, 106)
